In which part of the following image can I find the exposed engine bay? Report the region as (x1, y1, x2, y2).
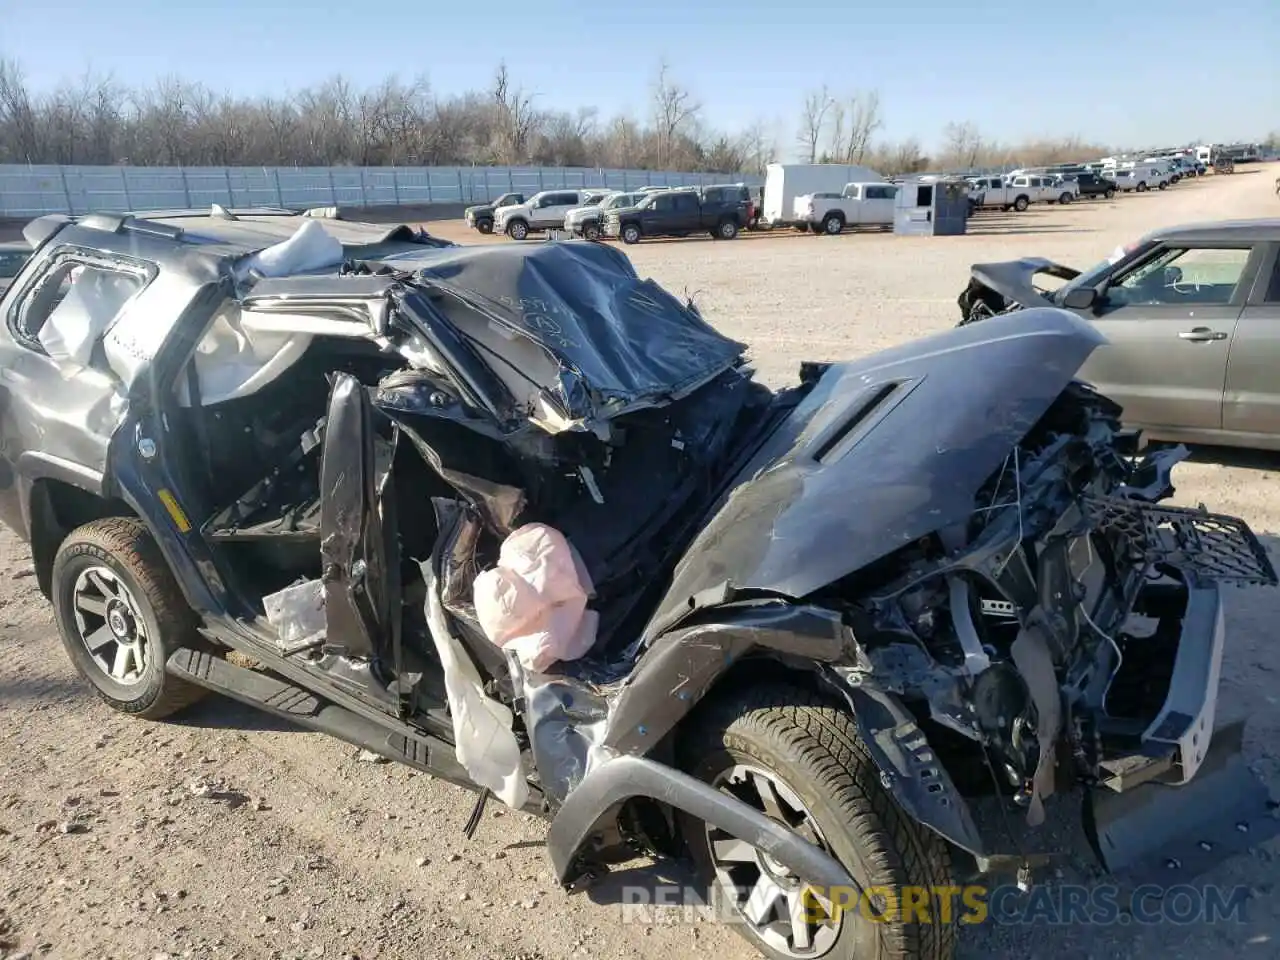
(824, 381, 1273, 842)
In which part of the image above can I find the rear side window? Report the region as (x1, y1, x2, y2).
(11, 253, 150, 362)
(674, 193, 700, 213)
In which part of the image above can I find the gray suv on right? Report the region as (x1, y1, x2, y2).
(957, 218, 1280, 450)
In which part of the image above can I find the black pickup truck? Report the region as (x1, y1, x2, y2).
(463, 191, 525, 234)
(602, 185, 750, 243)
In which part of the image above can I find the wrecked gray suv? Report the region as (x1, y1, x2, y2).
(2, 206, 1277, 960)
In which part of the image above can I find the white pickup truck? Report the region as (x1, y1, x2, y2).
(793, 181, 899, 234)
(967, 174, 1072, 212)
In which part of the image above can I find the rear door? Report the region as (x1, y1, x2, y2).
(864, 184, 896, 224)
(1222, 242, 1280, 437)
(534, 192, 577, 227)
(673, 191, 703, 231)
(1077, 243, 1260, 431)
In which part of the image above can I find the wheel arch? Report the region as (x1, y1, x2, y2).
(28, 476, 136, 599)
(596, 604, 993, 870)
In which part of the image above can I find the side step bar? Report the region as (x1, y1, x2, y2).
(168, 647, 476, 789)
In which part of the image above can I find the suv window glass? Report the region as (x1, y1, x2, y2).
(675, 193, 699, 212)
(703, 188, 723, 204)
(652, 195, 674, 212)
(1110, 247, 1251, 307)
(15, 258, 147, 358)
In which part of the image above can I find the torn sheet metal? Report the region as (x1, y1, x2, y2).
(400, 241, 747, 428)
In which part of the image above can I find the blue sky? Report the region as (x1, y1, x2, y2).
(3, 0, 1277, 156)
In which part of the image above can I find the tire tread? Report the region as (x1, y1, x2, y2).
(52, 517, 206, 720)
(681, 684, 955, 960)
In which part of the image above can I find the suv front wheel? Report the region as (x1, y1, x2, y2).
(51, 518, 206, 720)
(678, 684, 956, 960)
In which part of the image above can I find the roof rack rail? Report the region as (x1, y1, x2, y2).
(77, 212, 184, 241)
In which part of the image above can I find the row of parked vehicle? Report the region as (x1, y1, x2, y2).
(458, 150, 1212, 247)
(462, 183, 757, 244)
(963, 153, 1209, 213)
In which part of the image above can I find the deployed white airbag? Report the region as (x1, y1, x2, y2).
(425, 567, 530, 810)
(473, 524, 599, 674)
(235, 219, 344, 280)
(176, 303, 316, 407)
(39, 266, 143, 373)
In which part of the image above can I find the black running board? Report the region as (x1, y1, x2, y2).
(168, 646, 476, 789)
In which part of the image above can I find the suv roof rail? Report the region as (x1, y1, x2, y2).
(77, 212, 185, 241)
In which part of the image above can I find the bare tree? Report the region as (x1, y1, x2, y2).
(941, 120, 984, 170)
(796, 85, 832, 164)
(826, 99, 847, 161)
(651, 59, 700, 169)
(0, 53, 1110, 176)
(738, 118, 775, 175)
(843, 90, 882, 164)
(489, 62, 539, 165)
(0, 58, 43, 162)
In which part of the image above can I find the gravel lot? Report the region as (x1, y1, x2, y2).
(2, 167, 1278, 960)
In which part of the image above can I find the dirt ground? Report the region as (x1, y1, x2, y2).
(2, 167, 1279, 960)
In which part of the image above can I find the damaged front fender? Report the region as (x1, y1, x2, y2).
(547, 754, 861, 895)
(831, 679, 986, 860)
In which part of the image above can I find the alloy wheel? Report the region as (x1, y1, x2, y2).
(72, 565, 150, 686)
(704, 764, 844, 958)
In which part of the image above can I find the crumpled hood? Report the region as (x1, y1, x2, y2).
(646, 308, 1107, 635)
(969, 257, 1083, 309)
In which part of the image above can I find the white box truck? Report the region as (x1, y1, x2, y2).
(761, 163, 885, 229)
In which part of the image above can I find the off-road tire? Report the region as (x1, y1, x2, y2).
(476, 218, 494, 235)
(822, 213, 845, 235)
(51, 518, 207, 720)
(1013, 196, 1030, 212)
(677, 684, 956, 960)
